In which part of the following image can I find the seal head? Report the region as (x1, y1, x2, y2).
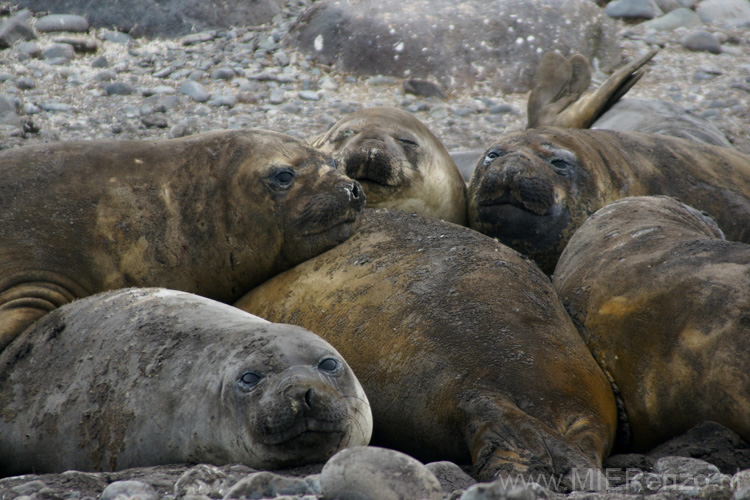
(312, 107, 467, 225)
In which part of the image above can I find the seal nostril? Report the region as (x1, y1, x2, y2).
(351, 183, 361, 199)
(304, 388, 313, 408)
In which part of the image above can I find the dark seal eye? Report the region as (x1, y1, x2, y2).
(550, 159, 569, 171)
(318, 357, 341, 373)
(483, 149, 504, 166)
(238, 371, 264, 389)
(398, 138, 419, 147)
(270, 168, 295, 187)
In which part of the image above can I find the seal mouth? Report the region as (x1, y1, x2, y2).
(263, 418, 347, 446)
(301, 215, 359, 237)
(478, 190, 527, 210)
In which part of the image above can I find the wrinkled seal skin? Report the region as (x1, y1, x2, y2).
(467, 127, 750, 274)
(236, 209, 616, 490)
(0, 288, 373, 476)
(553, 196, 750, 452)
(0, 129, 364, 351)
(311, 107, 467, 225)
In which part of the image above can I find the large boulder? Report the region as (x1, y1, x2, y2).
(286, 0, 621, 93)
(14, 0, 285, 37)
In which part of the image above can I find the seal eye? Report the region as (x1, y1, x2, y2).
(238, 371, 264, 389)
(271, 168, 296, 188)
(318, 357, 340, 374)
(339, 129, 355, 140)
(398, 138, 419, 147)
(328, 156, 337, 169)
(549, 159, 570, 173)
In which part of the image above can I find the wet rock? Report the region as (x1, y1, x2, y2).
(320, 446, 444, 500)
(100, 481, 158, 500)
(223, 471, 313, 499)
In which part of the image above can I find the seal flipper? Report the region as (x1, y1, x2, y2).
(527, 50, 658, 129)
(462, 394, 609, 492)
(0, 273, 86, 350)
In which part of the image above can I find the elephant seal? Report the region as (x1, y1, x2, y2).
(553, 196, 750, 452)
(0, 129, 364, 350)
(236, 209, 617, 489)
(0, 287, 373, 476)
(311, 106, 467, 225)
(467, 127, 750, 274)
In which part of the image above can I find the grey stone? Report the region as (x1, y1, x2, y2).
(39, 101, 73, 112)
(652, 456, 720, 479)
(641, 8, 703, 30)
(605, 0, 663, 19)
(209, 94, 237, 107)
(403, 79, 446, 98)
(0, 15, 36, 48)
(299, 90, 320, 101)
(430, 104, 450, 120)
(15, 0, 285, 38)
(105, 81, 136, 95)
(269, 89, 285, 104)
(100, 481, 157, 500)
(41, 43, 75, 61)
(16, 77, 35, 90)
(733, 470, 750, 499)
(11, 480, 47, 496)
(141, 114, 169, 128)
(16, 41, 41, 58)
(287, 0, 620, 93)
(681, 30, 722, 54)
(179, 81, 210, 102)
(425, 461, 477, 493)
(35, 14, 89, 33)
(101, 31, 132, 44)
(174, 464, 230, 499)
(211, 67, 236, 80)
(696, 0, 750, 26)
(95, 70, 117, 82)
(655, 0, 682, 12)
(182, 31, 217, 45)
(459, 480, 537, 500)
(91, 55, 109, 68)
(320, 446, 443, 500)
(223, 471, 313, 499)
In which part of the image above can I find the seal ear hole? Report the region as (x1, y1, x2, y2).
(317, 357, 341, 374)
(238, 371, 264, 390)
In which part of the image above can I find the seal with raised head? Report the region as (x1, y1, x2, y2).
(553, 196, 750, 452)
(0, 287, 373, 476)
(0, 129, 364, 350)
(311, 106, 467, 225)
(236, 209, 617, 489)
(467, 127, 750, 274)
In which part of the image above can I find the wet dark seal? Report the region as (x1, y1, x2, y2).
(467, 127, 750, 274)
(236, 209, 616, 490)
(0, 288, 372, 476)
(0, 129, 364, 350)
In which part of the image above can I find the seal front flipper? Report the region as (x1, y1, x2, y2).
(527, 50, 658, 129)
(464, 394, 609, 492)
(0, 271, 87, 350)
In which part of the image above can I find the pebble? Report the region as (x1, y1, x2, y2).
(173, 464, 231, 498)
(179, 80, 210, 102)
(681, 30, 722, 53)
(100, 481, 158, 500)
(105, 81, 136, 95)
(319, 446, 444, 500)
(223, 471, 314, 499)
(640, 7, 702, 30)
(299, 90, 320, 101)
(605, 0, 663, 19)
(34, 14, 89, 33)
(40, 43, 75, 62)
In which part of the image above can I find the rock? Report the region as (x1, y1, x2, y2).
(223, 471, 314, 499)
(458, 480, 537, 500)
(40, 42, 75, 62)
(403, 79, 446, 98)
(0, 94, 18, 125)
(211, 67, 236, 80)
(652, 456, 720, 478)
(681, 30, 722, 54)
(299, 90, 320, 100)
(696, 0, 750, 26)
(15, 40, 41, 58)
(640, 7, 703, 30)
(604, 0, 664, 19)
(0, 14, 36, 48)
(286, 0, 620, 93)
(733, 470, 750, 500)
(101, 31, 133, 44)
(105, 81, 136, 95)
(320, 446, 444, 500)
(173, 465, 230, 498)
(34, 14, 89, 33)
(425, 461, 477, 493)
(100, 481, 158, 500)
(16, 0, 285, 37)
(16, 77, 35, 90)
(179, 80, 210, 102)
(647, 421, 750, 474)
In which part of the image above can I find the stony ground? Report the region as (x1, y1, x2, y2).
(0, 0, 749, 168)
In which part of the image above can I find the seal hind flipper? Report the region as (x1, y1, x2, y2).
(527, 50, 658, 129)
(0, 272, 86, 350)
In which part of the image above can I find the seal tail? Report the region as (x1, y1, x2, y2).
(527, 49, 658, 129)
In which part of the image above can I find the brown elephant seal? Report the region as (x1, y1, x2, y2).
(235, 209, 617, 490)
(552, 196, 750, 452)
(0, 129, 364, 351)
(467, 127, 750, 274)
(0, 287, 373, 476)
(310, 107, 467, 225)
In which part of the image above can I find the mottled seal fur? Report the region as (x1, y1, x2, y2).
(553, 196, 750, 452)
(467, 127, 750, 274)
(311, 107, 467, 224)
(235, 209, 616, 489)
(0, 129, 364, 350)
(0, 288, 373, 476)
